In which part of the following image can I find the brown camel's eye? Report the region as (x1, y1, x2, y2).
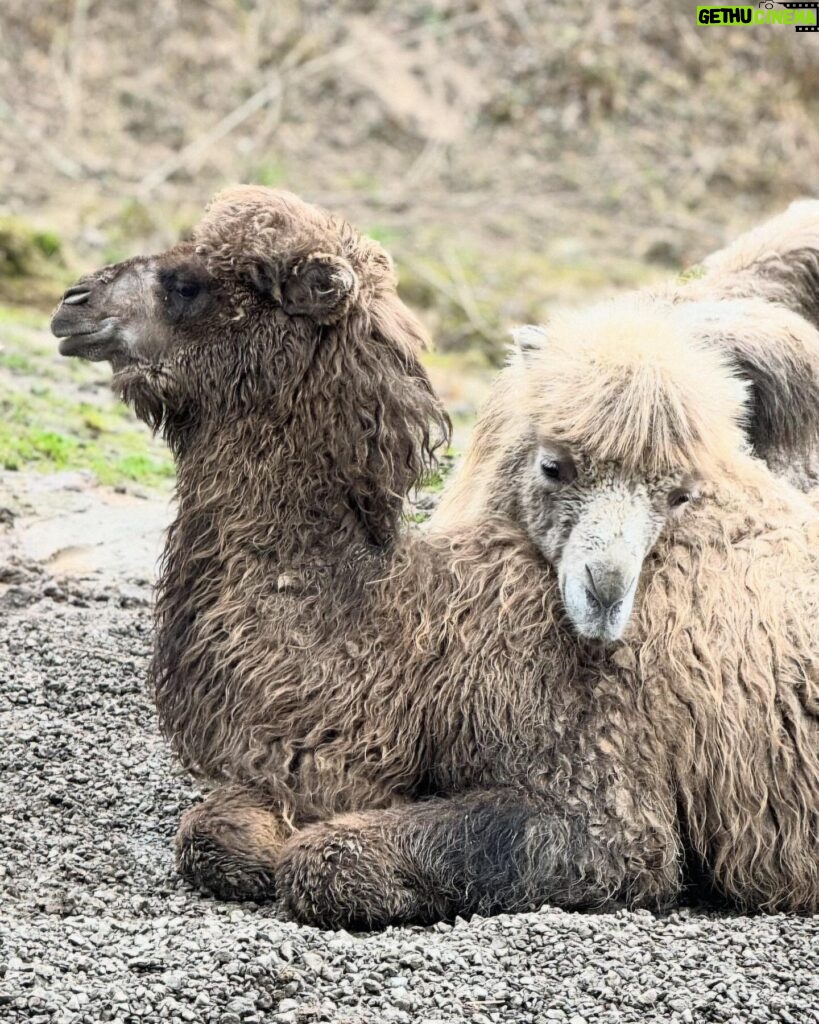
(159, 266, 211, 320)
(174, 281, 201, 300)
(669, 489, 692, 509)
(541, 459, 561, 481)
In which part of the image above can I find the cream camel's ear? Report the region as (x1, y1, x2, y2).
(511, 324, 548, 364)
(282, 252, 359, 324)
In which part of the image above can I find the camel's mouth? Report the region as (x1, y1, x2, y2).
(52, 316, 124, 362)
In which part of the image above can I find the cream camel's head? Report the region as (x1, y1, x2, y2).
(514, 302, 750, 642)
(437, 298, 751, 643)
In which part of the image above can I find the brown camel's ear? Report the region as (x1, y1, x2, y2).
(281, 253, 359, 324)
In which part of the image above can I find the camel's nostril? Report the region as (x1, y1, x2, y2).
(584, 562, 630, 614)
(63, 285, 92, 306)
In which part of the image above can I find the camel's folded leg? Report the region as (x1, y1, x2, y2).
(275, 786, 682, 929)
(175, 785, 290, 901)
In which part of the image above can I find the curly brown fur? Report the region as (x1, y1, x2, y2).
(176, 787, 289, 901)
(276, 785, 678, 929)
(52, 189, 688, 924)
(53, 191, 819, 928)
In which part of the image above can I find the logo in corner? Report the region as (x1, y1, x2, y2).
(697, 2, 819, 31)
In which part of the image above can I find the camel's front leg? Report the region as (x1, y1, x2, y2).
(275, 786, 682, 928)
(175, 785, 291, 901)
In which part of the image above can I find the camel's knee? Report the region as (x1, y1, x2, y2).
(276, 815, 419, 929)
(175, 788, 287, 902)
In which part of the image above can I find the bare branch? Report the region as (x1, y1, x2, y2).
(136, 9, 493, 196)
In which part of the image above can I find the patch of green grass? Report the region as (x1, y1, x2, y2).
(678, 263, 706, 284)
(109, 452, 175, 484)
(0, 216, 64, 277)
(33, 230, 61, 259)
(28, 429, 76, 464)
(0, 351, 38, 374)
(0, 404, 174, 486)
(0, 326, 77, 385)
(0, 303, 50, 329)
(250, 161, 288, 188)
(78, 403, 110, 435)
(0, 218, 69, 309)
(365, 223, 404, 248)
(419, 467, 447, 492)
(0, 369, 174, 489)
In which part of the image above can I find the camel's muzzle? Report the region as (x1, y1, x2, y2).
(52, 278, 127, 362)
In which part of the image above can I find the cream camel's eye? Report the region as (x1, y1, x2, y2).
(669, 489, 692, 509)
(538, 449, 576, 486)
(535, 443, 576, 489)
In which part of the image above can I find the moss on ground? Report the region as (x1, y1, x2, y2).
(0, 388, 174, 488)
(0, 304, 174, 489)
(0, 218, 71, 309)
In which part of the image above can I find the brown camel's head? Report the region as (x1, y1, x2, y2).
(52, 188, 449, 537)
(52, 188, 374, 365)
(52, 241, 215, 369)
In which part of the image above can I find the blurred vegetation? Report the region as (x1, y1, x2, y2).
(0, 217, 70, 306)
(0, 0, 816, 481)
(2, 1, 817, 348)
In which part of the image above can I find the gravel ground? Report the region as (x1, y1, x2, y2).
(3, 574, 819, 1024)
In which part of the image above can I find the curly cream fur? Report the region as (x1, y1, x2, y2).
(676, 199, 819, 468)
(432, 296, 819, 918)
(520, 202, 819, 474)
(695, 199, 819, 330)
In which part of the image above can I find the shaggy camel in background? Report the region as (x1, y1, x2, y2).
(51, 188, 819, 926)
(428, 298, 819, 922)
(671, 199, 819, 480)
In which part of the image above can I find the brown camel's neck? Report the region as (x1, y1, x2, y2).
(167, 412, 398, 576)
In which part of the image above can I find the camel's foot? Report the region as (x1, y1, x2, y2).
(275, 790, 679, 930)
(175, 786, 288, 902)
(276, 811, 422, 929)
